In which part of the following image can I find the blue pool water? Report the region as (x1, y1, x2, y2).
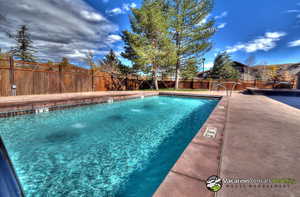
(269, 96, 300, 109)
(0, 96, 218, 196)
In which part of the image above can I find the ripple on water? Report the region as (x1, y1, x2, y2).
(106, 115, 125, 121)
(71, 123, 86, 129)
(45, 130, 80, 143)
(143, 104, 155, 110)
(131, 109, 141, 112)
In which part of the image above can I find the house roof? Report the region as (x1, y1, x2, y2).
(197, 70, 210, 75)
(232, 61, 249, 68)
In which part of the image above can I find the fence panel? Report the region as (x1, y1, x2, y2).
(33, 71, 49, 94)
(0, 69, 11, 96)
(192, 80, 210, 89)
(179, 81, 193, 89)
(48, 71, 60, 94)
(15, 69, 34, 95)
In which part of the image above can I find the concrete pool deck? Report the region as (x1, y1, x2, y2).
(0, 91, 299, 196)
(217, 93, 300, 197)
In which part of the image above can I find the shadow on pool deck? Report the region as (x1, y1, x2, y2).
(218, 93, 300, 197)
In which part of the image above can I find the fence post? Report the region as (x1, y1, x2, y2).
(111, 74, 114, 90)
(125, 74, 128, 90)
(9, 56, 16, 96)
(192, 78, 194, 89)
(59, 64, 62, 93)
(91, 69, 94, 91)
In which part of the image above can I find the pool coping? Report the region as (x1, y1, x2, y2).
(0, 92, 159, 117)
(153, 93, 228, 197)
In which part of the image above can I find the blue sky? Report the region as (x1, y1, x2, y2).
(0, 0, 300, 69)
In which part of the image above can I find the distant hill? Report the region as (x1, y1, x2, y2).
(252, 63, 300, 72)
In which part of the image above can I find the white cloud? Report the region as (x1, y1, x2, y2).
(286, 9, 300, 13)
(226, 44, 245, 53)
(80, 10, 104, 22)
(215, 11, 228, 19)
(67, 50, 86, 58)
(288, 39, 300, 47)
(217, 23, 227, 29)
(265, 32, 285, 39)
(0, 0, 119, 61)
(106, 8, 123, 15)
(226, 32, 286, 53)
(107, 2, 137, 15)
(123, 3, 137, 11)
(107, 34, 122, 43)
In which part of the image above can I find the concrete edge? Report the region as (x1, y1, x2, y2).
(0, 92, 159, 117)
(159, 91, 222, 99)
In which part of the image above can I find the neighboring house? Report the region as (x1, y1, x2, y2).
(196, 70, 210, 79)
(231, 61, 255, 80)
(197, 61, 255, 80)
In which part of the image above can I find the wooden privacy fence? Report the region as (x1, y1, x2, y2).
(0, 57, 149, 96)
(0, 57, 283, 96)
(155, 79, 278, 91)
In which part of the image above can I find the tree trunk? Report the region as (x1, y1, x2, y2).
(175, 63, 180, 89)
(174, 29, 180, 89)
(153, 69, 159, 90)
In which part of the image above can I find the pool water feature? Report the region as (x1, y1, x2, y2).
(0, 96, 218, 196)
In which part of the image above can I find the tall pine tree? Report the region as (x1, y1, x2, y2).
(10, 25, 36, 62)
(209, 52, 240, 79)
(180, 58, 198, 79)
(99, 49, 125, 74)
(166, 0, 215, 89)
(121, 0, 176, 90)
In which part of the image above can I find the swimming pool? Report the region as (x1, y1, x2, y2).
(269, 96, 300, 109)
(0, 96, 218, 196)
